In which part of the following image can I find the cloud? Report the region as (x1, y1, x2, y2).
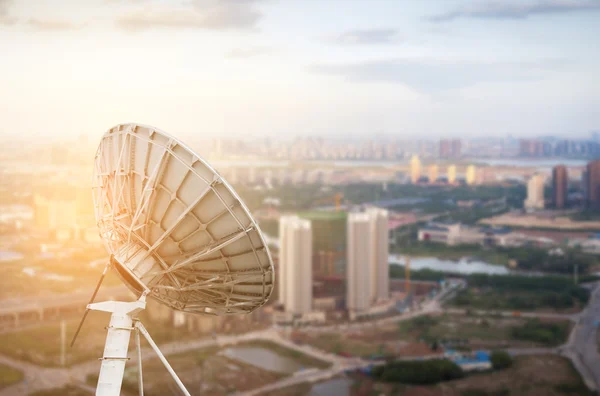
(225, 46, 274, 59)
(0, 0, 17, 25)
(332, 28, 398, 45)
(26, 18, 83, 31)
(310, 58, 566, 92)
(430, 0, 600, 22)
(116, 0, 263, 31)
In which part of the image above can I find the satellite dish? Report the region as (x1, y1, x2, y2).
(93, 123, 274, 315)
(73, 123, 274, 396)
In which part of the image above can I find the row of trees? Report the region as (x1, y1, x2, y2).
(371, 359, 464, 384)
(371, 351, 513, 385)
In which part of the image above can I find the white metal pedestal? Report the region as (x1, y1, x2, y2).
(89, 298, 191, 396)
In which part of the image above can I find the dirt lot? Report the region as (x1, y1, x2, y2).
(413, 355, 591, 396)
(115, 346, 286, 396)
(291, 314, 562, 358)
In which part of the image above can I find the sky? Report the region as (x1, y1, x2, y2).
(0, 0, 599, 142)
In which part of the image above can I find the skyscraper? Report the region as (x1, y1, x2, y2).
(524, 174, 545, 211)
(410, 154, 421, 183)
(439, 139, 461, 159)
(447, 165, 457, 184)
(552, 165, 568, 209)
(465, 165, 477, 185)
(451, 139, 462, 158)
(428, 164, 438, 184)
(366, 208, 389, 302)
(439, 139, 451, 158)
(346, 213, 372, 314)
(585, 160, 600, 209)
(278, 215, 313, 314)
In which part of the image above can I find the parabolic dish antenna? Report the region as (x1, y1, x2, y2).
(92, 123, 274, 315)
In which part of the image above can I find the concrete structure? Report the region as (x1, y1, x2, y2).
(346, 213, 371, 315)
(279, 215, 313, 315)
(447, 165, 457, 184)
(465, 165, 477, 185)
(410, 154, 421, 184)
(428, 164, 438, 184)
(524, 174, 545, 211)
(585, 159, 600, 209)
(366, 208, 389, 302)
(552, 165, 568, 209)
(418, 221, 533, 248)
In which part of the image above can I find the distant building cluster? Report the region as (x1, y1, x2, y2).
(418, 220, 599, 251)
(410, 155, 481, 185)
(209, 134, 599, 162)
(519, 138, 600, 158)
(524, 159, 600, 211)
(439, 139, 462, 159)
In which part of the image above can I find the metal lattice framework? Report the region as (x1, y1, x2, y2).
(92, 123, 274, 315)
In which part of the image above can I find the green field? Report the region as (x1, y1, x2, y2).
(0, 310, 213, 367)
(0, 363, 23, 389)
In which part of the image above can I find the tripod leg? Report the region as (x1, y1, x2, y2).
(135, 321, 191, 396)
(136, 327, 144, 396)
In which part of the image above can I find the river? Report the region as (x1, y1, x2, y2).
(389, 256, 510, 275)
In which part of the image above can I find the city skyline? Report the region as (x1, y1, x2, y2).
(1, 1, 599, 141)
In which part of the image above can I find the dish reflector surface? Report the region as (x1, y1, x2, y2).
(93, 124, 274, 315)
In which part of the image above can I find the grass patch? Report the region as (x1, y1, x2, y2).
(398, 314, 514, 345)
(0, 363, 23, 389)
(0, 310, 216, 367)
(510, 319, 570, 346)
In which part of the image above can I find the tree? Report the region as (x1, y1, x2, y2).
(490, 351, 513, 370)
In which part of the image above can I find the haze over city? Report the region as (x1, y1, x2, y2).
(1, 1, 600, 396)
(1, 0, 600, 141)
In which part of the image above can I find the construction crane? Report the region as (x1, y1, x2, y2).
(315, 192, 344, 211)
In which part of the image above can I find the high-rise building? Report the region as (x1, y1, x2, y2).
(410, 155, 421, 183)
(428, 164, 438, 184)
(524, 174, 545, 210)
(278, 215, 313, 314)
(552, 165, 568, 209)
(585, 160, 600, 209)
(465, 165, 477, 185)
(439, 139, 461, 159)
(346, 213, 372, 314)
(451, 139, 462, 158)
(366, 208, 389, 302)
(447, 165, 457, 184)
(439, 140, 451, 158)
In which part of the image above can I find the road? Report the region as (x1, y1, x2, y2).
(563, 282, 600, 392)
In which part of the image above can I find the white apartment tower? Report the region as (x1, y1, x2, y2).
(447, 165, 457, 184)
(366, 208, 389, 302)
(347, 209, 390, 316)
(278, 215, 313, 314)
(524, 174, 545, 211)
(346, 213, 372, 313)
(410, 155, 421, 184)
(466, 165, 477, 185)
